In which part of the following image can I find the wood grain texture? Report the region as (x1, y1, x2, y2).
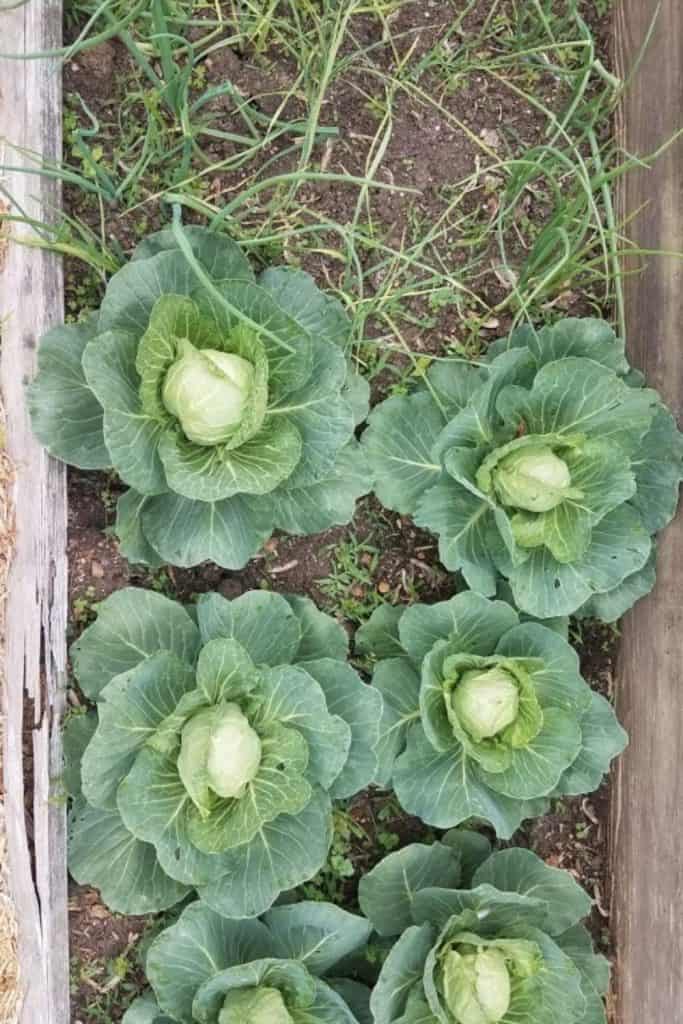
(0, 2, 69, 1022)
(612, 1, 683, 1021)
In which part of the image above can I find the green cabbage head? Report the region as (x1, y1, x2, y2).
(443, 945, 509, 1024)
(65, 587, 382, 917)
(219, 986, 293, 1023)
(28, 225, 371, 570)
(441, 935, 541, 1024)
(356, 590, 627, 838)
(161, 341, 255, 446)
(122, 898, 371, 1024)
(362, 317, 683, 619)
(359, 834, 611, 1024)
(488, 442, 579, 513)
(450, 666, 520, 742)
(178, 702, 262, 804)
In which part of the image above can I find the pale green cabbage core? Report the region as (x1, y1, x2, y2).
(493, 445, 572, 512)
(442, 947, 511, 1024)
(162, 340, 254, 446)
(219, 986, 293, 1024)
(441, 934, 542, 1024)
(452, 667, 519, 743)
(178, 702, 262, 804)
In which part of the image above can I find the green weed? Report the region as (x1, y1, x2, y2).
(71, 587, 98, 631)
(300, 808, 367, 902)
(69, 949, 141, 1023)
(5, 0, 669, 377)
(318, 534, 385, 624)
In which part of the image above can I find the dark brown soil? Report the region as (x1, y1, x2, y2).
(61, 4, 621, 1021)
(69, 891, 148, 1024)
(518, 621, 619, 952)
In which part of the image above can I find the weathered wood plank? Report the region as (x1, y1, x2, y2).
(0, 2, 69, 1023)
(611, 1, 683, 1021)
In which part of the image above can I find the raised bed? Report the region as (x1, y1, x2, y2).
(0, 2, 680, 1022)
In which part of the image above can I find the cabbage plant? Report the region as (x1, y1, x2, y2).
(359, 831, 609, 1024)
(123, 898, 372, 1024)
(65, 587, 382, 916)
(362, 318, 683, 618)
(356, 591, 625, 837)
(29, 225, 370, 569)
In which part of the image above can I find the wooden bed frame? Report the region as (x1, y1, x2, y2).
(0, 1, 680, 1021)
(0, 3, 69, 1023)
(611, 0, 683, 1019)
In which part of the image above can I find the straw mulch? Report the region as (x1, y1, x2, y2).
(0, 728, 19, 1024)
(0, 396, 19, 1024)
